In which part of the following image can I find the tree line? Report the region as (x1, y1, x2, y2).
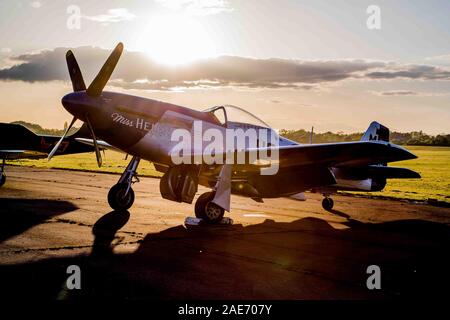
(279, 129, 450, 146)
(11, 120, 450, 146)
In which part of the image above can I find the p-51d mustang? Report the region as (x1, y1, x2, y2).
(49, 43, 420, 223)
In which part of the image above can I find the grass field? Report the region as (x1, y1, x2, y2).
(7, 146, 449, 203)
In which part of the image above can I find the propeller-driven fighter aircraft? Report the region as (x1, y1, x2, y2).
(49, 43, 420, 223)
(0, 122, 97, 187)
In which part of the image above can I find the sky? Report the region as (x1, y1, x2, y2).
(0, 0, 449, 134)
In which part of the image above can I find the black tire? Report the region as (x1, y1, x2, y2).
(194, 192, 225, 223)
(322, 197, 334, 211)
(0, 173, 5, 187)
(108, 183, 135, 210)
(194, 192, 212, 219)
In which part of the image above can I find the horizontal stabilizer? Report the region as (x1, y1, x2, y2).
(367, 165, 421, 179)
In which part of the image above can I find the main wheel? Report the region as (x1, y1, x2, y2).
(194, 192, 225, 223)
(108, 183, 135, 210)
(0, 173, 5, 187)
(322, 197, 334, 211)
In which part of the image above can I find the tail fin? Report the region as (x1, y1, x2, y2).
(361, 121, 389, 142)
(69, 122, 91, 139)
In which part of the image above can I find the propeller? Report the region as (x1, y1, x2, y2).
(87, 42, 123, 97)
(47, 117, 77, 161)
(66, 50, 86, 92)
(85, 115, 102, 167)
(47, 42, 124, 166)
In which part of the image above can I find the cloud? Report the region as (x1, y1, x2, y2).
(155, 0, 233, 15)
(372, 90, 448, 97)
(0, 48, 12, 54)
(1, 46, 450, 91)
(30, 1, 42, 9)
(366, 64, 450, 80)
(83, 8, 136, 24)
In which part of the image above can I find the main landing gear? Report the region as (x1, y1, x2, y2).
(194, 191, 225, 223)
(108, 156, 140, 210)
(107, 160, 231, 224)
(322, 196, 334, 211)
(0, 158, 6, 187)
(194, 164, 231, 224)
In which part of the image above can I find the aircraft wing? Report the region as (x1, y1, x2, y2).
(0, 150, 47, 160)
(192, 141, 417, 170)
(249, 141, 417, 167)
(268, 141, 417, 168)
(75, 138, 124, 153)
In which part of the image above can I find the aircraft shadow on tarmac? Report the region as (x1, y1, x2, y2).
(328, 209, 351, 219)
(0, 198, 78, 243)
(91, 210, 131, 258)
(0, 209, 449, 300)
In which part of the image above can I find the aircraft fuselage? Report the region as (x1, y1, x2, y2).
(62, 90, 225, 165)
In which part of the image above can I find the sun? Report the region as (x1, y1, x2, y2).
(139, 14, 217, 65)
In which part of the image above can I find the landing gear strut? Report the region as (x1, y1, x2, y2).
(194, 165, 231, 224)
(322, 196, 334, 211)
(108, 156, 140, 210)
(195, 191, 225, 223)
(0, 158, 6, 187)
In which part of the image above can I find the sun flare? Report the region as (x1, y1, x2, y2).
(139, 14, 216, 65)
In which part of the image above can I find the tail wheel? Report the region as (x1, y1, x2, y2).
(108, 183, 135, 210)
(195, 192, 225, 223)
(322, 197, 334, 211)
(0, 173, 5, 187)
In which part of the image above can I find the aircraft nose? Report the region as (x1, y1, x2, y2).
(61, 91, 93, 120)
(61, 92, 77, 115)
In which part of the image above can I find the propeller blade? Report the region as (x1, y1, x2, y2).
(47, 117, 77, 161)
(85, 115, 102, 167)
(86, 42, 124, 97)
(66, 50, 86, 92)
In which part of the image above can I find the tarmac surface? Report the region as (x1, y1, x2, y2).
(0, 165, 449, 300)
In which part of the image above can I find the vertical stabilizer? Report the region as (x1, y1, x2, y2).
(361, 121, 389, 142)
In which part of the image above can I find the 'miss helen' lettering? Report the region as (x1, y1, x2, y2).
(111, 113, 153, 131)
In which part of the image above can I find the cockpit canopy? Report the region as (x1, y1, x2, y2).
(203, 105, 271, 129)
(203, 105, 298, 147)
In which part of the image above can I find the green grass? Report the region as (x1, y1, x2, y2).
(7, 146, 449, 203)
(345, 146, 450, 203)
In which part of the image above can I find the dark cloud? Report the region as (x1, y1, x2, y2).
(1, 46, 449, 91)
(366, 65, 450, 80)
